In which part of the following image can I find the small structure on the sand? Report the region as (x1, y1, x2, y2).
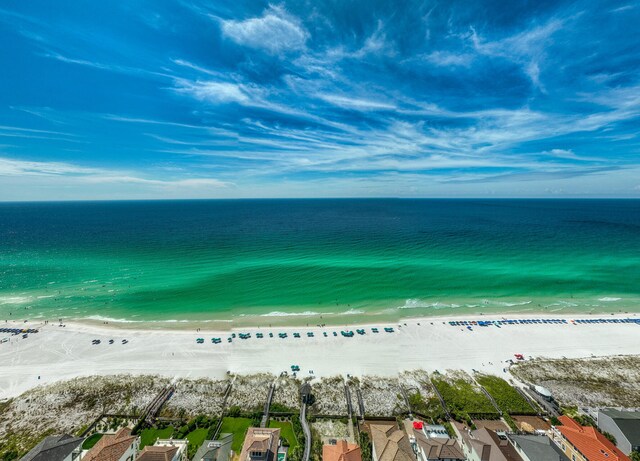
(20, 434, 83, 461)
(83, 428, 138, 461)
(239, 427, 281, 461)
(532, 385, 553, 401)
(300, 383, 313, 405)
(323, 440, 361, 461)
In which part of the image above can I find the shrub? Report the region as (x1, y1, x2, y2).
(476, 375, 536, 415)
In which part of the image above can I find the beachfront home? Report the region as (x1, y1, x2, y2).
(323, 440, 362, 461)
(507, 434, 569, 461)
(405, 420, 464, 461)
(413, 431, 465, 461)
(456, 425, 523, 461)
(82, 428, 139, 461)
(20, 434, 83, 461)
(193, 434, 233, 461)
(550, 416, 630, 461)
(239, 428, 281, 461)
(369, 424, 415, 461)
(136, 439, 188, 461)
(597, 409, 640, 455)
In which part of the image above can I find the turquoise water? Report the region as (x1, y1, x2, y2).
(0, 199, 639, 326)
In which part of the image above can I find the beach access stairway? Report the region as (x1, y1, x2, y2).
(428, 377, 451, 420)
(522, 387, 560, 417)
(399, 385, 412, 418)
(212, 380, 235, 439)
(475, 380, 503, 417)
(260, 382, 276, 428)
(355, 387, 365, 419)
(344, 381, 356, 441)
(142, 383, 176, 425)
(300, 402, 312, 461)
(513, 385, 544, 416)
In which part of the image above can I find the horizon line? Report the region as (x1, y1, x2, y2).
(2, 196, 640, 204)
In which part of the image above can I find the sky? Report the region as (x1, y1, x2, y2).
(0, 0, 639, 200)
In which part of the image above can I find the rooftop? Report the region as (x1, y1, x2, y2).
(239, 427, 280, 461)
(370, 424, 414, 461)
(323, 440, 362, 461)
(413, 429, 464, 460)
(136, 445, 179, 461)
(83, 428, 138, 461)
(20, 434, 83, 461)
(192, 433, 233, 461)
(508, 434, 569, 461)
(600, 409, 640, 446)
(556, 416, 630, 461)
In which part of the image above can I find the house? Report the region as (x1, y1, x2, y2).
(412, 430, 465, 461)
(369, 424, 415, 461)
(550, 416, 631, 461)
(82, 428, 139, 461)
(456, 425, 523, 461)
(136, 439, 188, 461)
(323, 440, 362, 461)
(20, 434, 83, 461)
(239, 428, 281, 461)
(598, 409, 640, 455)
(193, 433, 233, 461)
(507, 434, 569, 461)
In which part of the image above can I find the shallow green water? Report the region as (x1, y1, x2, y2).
(1, 199, 639, 326)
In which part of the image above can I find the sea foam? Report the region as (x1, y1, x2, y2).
(259, 311, 324, 317)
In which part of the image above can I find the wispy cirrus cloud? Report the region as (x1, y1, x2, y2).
(220, 5, 308, 53)
(0, 156, 231, 189)
(0, 0, 639, 199)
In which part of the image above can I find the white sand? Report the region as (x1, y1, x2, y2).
(1, 313, 639, 400)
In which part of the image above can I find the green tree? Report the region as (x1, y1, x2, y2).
(602, 431, 617, 445)
(359, 431, 372, 461)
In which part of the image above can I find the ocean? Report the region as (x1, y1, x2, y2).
(1, 199, 639, 327)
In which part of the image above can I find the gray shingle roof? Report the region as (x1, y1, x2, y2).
(508, 435, 569, 461)
(193, 434, 233, 461)
(21, 434, 83, 461)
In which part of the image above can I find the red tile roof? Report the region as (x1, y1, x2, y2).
(83, 429, 137, 461)
(556, 416, 631, 461)
(323, 440, 362, 461)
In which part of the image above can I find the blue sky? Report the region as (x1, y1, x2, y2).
(1, 0, 639, 200)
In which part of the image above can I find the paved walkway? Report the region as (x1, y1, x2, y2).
(300, 402, 311, 461)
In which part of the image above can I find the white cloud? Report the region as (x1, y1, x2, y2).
(423, 51, 474, 67)
(0, 157, 100, 176)
(85, 176, 230, 188)
(0, 157, 230, 191)
(316, 94, 396, 111)
(220, 6, 308, 53)
(174, 79, 251, 104)
(470, 19, 562, 90)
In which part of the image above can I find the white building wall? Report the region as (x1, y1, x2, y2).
(597, 412, 632, 455)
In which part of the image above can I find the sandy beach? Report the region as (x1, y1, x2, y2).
(1, 312, 639, 400)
